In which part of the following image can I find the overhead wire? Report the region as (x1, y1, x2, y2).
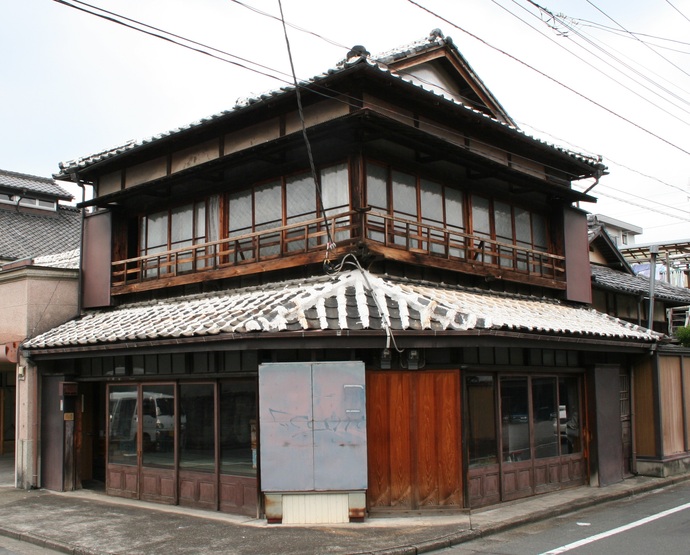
(405, 0, 690, 158)
(53, 0, 688, 226)
(52, 0, 604, 185)
(570, 18, 690, 53)
(663, 0, 690, 26)
(275, 0, 336, 266)
(584, 0, 690, 80)
(517, 0, 690, 115)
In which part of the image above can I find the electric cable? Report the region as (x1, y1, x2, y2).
(276, 0, 336, 267)
(585, 0, 690, 80)
(405, 0, 690, 158)
(53, 0, 687, 226)
(515, 0, 690, 115)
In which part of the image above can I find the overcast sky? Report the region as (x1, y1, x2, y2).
(2, 0, 689, 243)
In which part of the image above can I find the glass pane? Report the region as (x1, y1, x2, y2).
(467, 375, 497, 466)
(255, 181, 282, 229)
(286, 172, 315, 222)
(392, 170, 417, 218)
(494, 201, 513, 269)
(366, 163, 388, 210)
(220, 380, 257, 477)
(532, 212, 548, 251)
(228, 189, 253, 235)
(471, 195, 491, 237)
(559, 377, 581, 454)
(420, 179, 444, 254)
(170, 204, 193, 248)
(501, 377, 530, 462)
(146, 211, 168, 251)
(445, 187, 465, 258)
(180, 384, 215, 472)
(142, 385, 175, 468)
(108, 385, 138, 465)
(321, 163, 350, 243)
(532, 377, 558, 459)
(321, 163, 349, 214)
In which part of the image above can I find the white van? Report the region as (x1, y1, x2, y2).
(109, 391, 184, 451)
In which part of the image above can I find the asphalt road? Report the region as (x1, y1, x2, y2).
(441, 480, 690, 554)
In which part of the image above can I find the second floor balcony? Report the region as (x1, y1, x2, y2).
(111, 209, 566, 295)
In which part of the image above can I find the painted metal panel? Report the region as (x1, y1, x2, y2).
(564, 207, 592, 304)
(312, 362, 367, 491)
(82, 211, 112, 309)
(259, 363, 314, 491)
(259, 361, 367, 493)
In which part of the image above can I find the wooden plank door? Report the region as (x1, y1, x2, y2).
(367, 370, 462, 511)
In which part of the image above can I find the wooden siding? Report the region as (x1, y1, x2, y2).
(563, 207, 592, 303)
(633, 357, 656, 457)
(366, 370, 462, 511)
(659, 356, 685, 456)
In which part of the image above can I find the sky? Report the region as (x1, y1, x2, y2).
(2, 0, 689, 243)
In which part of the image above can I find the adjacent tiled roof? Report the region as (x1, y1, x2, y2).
(0, 205, 81, 261)
(591, 264, 690, 304)
(0, 169, 73, 200)
(33, 249, 80, 270)
(24, 269, 661, 350)
(56, 32, 602, 178)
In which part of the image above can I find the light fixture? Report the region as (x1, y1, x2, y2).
(407, 349, 420, 370)
(380, 348, 392, 369)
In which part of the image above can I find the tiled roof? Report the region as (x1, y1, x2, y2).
(591, 264, 690, 304)
(0, 205, 81, 261)
(24, 269, 660, 350)
(33, 249, 80, 270)
(0, 169, 73, 200)
(56, 32, 602, 178)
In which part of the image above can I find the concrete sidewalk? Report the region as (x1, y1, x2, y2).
(0, 455, 688, 555)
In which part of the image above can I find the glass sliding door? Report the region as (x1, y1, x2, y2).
(179, 383, 217, 510)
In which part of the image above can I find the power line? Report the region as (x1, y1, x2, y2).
(405, 0, 690, 158)
(498, 0, 690, 125)
(664, 0, 690, 28)
(54, 0, 687, 223)
(585, 0, 690, 80)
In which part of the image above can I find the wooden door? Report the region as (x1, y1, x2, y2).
(367, 370, 462, 511)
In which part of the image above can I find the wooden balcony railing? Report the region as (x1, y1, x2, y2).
(111, 209, 566, 291)
(362, 211, 565, 281)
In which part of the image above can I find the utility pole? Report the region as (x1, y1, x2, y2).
(648, 244, 659, 330)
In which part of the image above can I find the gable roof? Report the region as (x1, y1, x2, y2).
(0, 169, 73, 201)
(23, 269, 661, 353)
(0, 205, 81, 262)
(588, 224, 633, 272)
(55, 31, 603, 182)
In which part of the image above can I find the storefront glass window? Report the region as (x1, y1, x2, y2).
(180, 384, 215, 472)
(220, 380, 257, 476)
(466, 375, 497, 467)
(559, 376, 581, 454)
(501, 377, 530, 462)
(141, 384, 175, 468)
(532, 377, 558, 459)
(108, 385, 138, 465)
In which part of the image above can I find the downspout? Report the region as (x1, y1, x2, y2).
(72, 172, 85, 315)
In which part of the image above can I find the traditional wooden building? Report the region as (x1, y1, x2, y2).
(589, 221, 690, 479)
(21, 31, 663, 523)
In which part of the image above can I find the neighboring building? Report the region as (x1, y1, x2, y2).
(587, 213, 642, 248)
(0, 169, 81, 463)
(589, 221, 690, 478)
(22, 31, 664, 523)
(621, 240, 690, 289)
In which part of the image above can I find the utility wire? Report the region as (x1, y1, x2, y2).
(585, 0, 690, 80)
(665, 0, 690, 26)
(520, 0, 690, 112)
(276, 0, 335, 260)
(571, 18, 690, 51)
(405, 0, 690, 158)
(52, 0, 604, 184)
(499, 0, 690, 126)
(55, 0, 688, 221)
